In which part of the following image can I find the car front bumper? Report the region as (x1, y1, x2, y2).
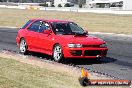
(63, 47, 108, 59)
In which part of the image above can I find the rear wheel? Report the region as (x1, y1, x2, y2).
(19, 38, 28, 54)
(53, 44, 63, 62)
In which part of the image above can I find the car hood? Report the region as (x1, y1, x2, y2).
(57, 35, 105, 45)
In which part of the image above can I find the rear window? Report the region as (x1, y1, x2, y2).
(21, 20, 32, 29)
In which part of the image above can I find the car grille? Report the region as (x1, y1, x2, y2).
(70, 50, 82, 56)
(84, 50, 101, 56)
(83, 45, 100, 48)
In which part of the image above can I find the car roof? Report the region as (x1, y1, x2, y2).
(30, 19, 71, 23)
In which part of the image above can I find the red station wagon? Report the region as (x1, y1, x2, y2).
(16, 19, 108, 62)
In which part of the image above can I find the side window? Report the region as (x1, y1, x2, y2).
(45, 23, 50, 30)
(22, 20, 32, 29)
(38, 23, 46, 33)
(38, 23, 50, 33)
(28, 21, 42, 32)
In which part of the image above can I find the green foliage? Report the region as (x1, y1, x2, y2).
(64, 3, 71, 7)
(39, 3, 48, 7)
(79, 4, 82, 8)
(78, 0, 86, 4)
(51, 3, 55, 7)
(58, 4, 62, 7)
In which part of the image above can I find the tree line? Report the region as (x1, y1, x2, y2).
(0, 0, 52, 3)
(0, 0, 86, 7)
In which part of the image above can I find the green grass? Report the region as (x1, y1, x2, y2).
(0, 57, 129, 88)
(0, 8, 132, 34)
(0, 57, 83, 88)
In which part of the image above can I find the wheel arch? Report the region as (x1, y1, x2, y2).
(52, 43, 60, 51)
(19, 37, 25, 43)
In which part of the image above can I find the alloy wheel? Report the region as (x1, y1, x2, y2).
(20, 39, 27, 54)
(53, 45, 63, 62)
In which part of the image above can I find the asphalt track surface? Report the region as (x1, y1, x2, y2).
(0, 28, 132, 81)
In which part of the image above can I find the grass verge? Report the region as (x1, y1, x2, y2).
(0, 51, 129, 88)
(0, 8, 132, 34)
(0, 57, 83, 88)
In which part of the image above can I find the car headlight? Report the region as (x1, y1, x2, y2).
(100, 43, 107, 47)
(68, 44, 82, 48)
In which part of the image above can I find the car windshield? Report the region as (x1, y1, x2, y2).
(50, 22, 85, 35)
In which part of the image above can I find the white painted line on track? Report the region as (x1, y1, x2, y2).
(0, 26, 18, 29)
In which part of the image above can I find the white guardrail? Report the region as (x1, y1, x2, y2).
(0, 5, 132, 15)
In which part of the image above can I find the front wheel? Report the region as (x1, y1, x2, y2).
(53, 44, 63, 62)
(19, 38, 28, 55)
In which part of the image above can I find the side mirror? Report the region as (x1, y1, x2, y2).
(84, 30, 88, 34)
(43, 30, 52, 35)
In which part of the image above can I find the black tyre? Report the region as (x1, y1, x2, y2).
(53, 44, 63, 62)
(19, 38, 28, 55)
(79, 77, 91, 86)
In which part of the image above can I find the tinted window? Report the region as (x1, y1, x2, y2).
(38, 23, 46, 33)
(38, 23, 50, 33)
(22, 20, 32, 29)
(51, 22, 84, 35)
(28, 21, 42, 32)
(69, 22, 84, 33)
